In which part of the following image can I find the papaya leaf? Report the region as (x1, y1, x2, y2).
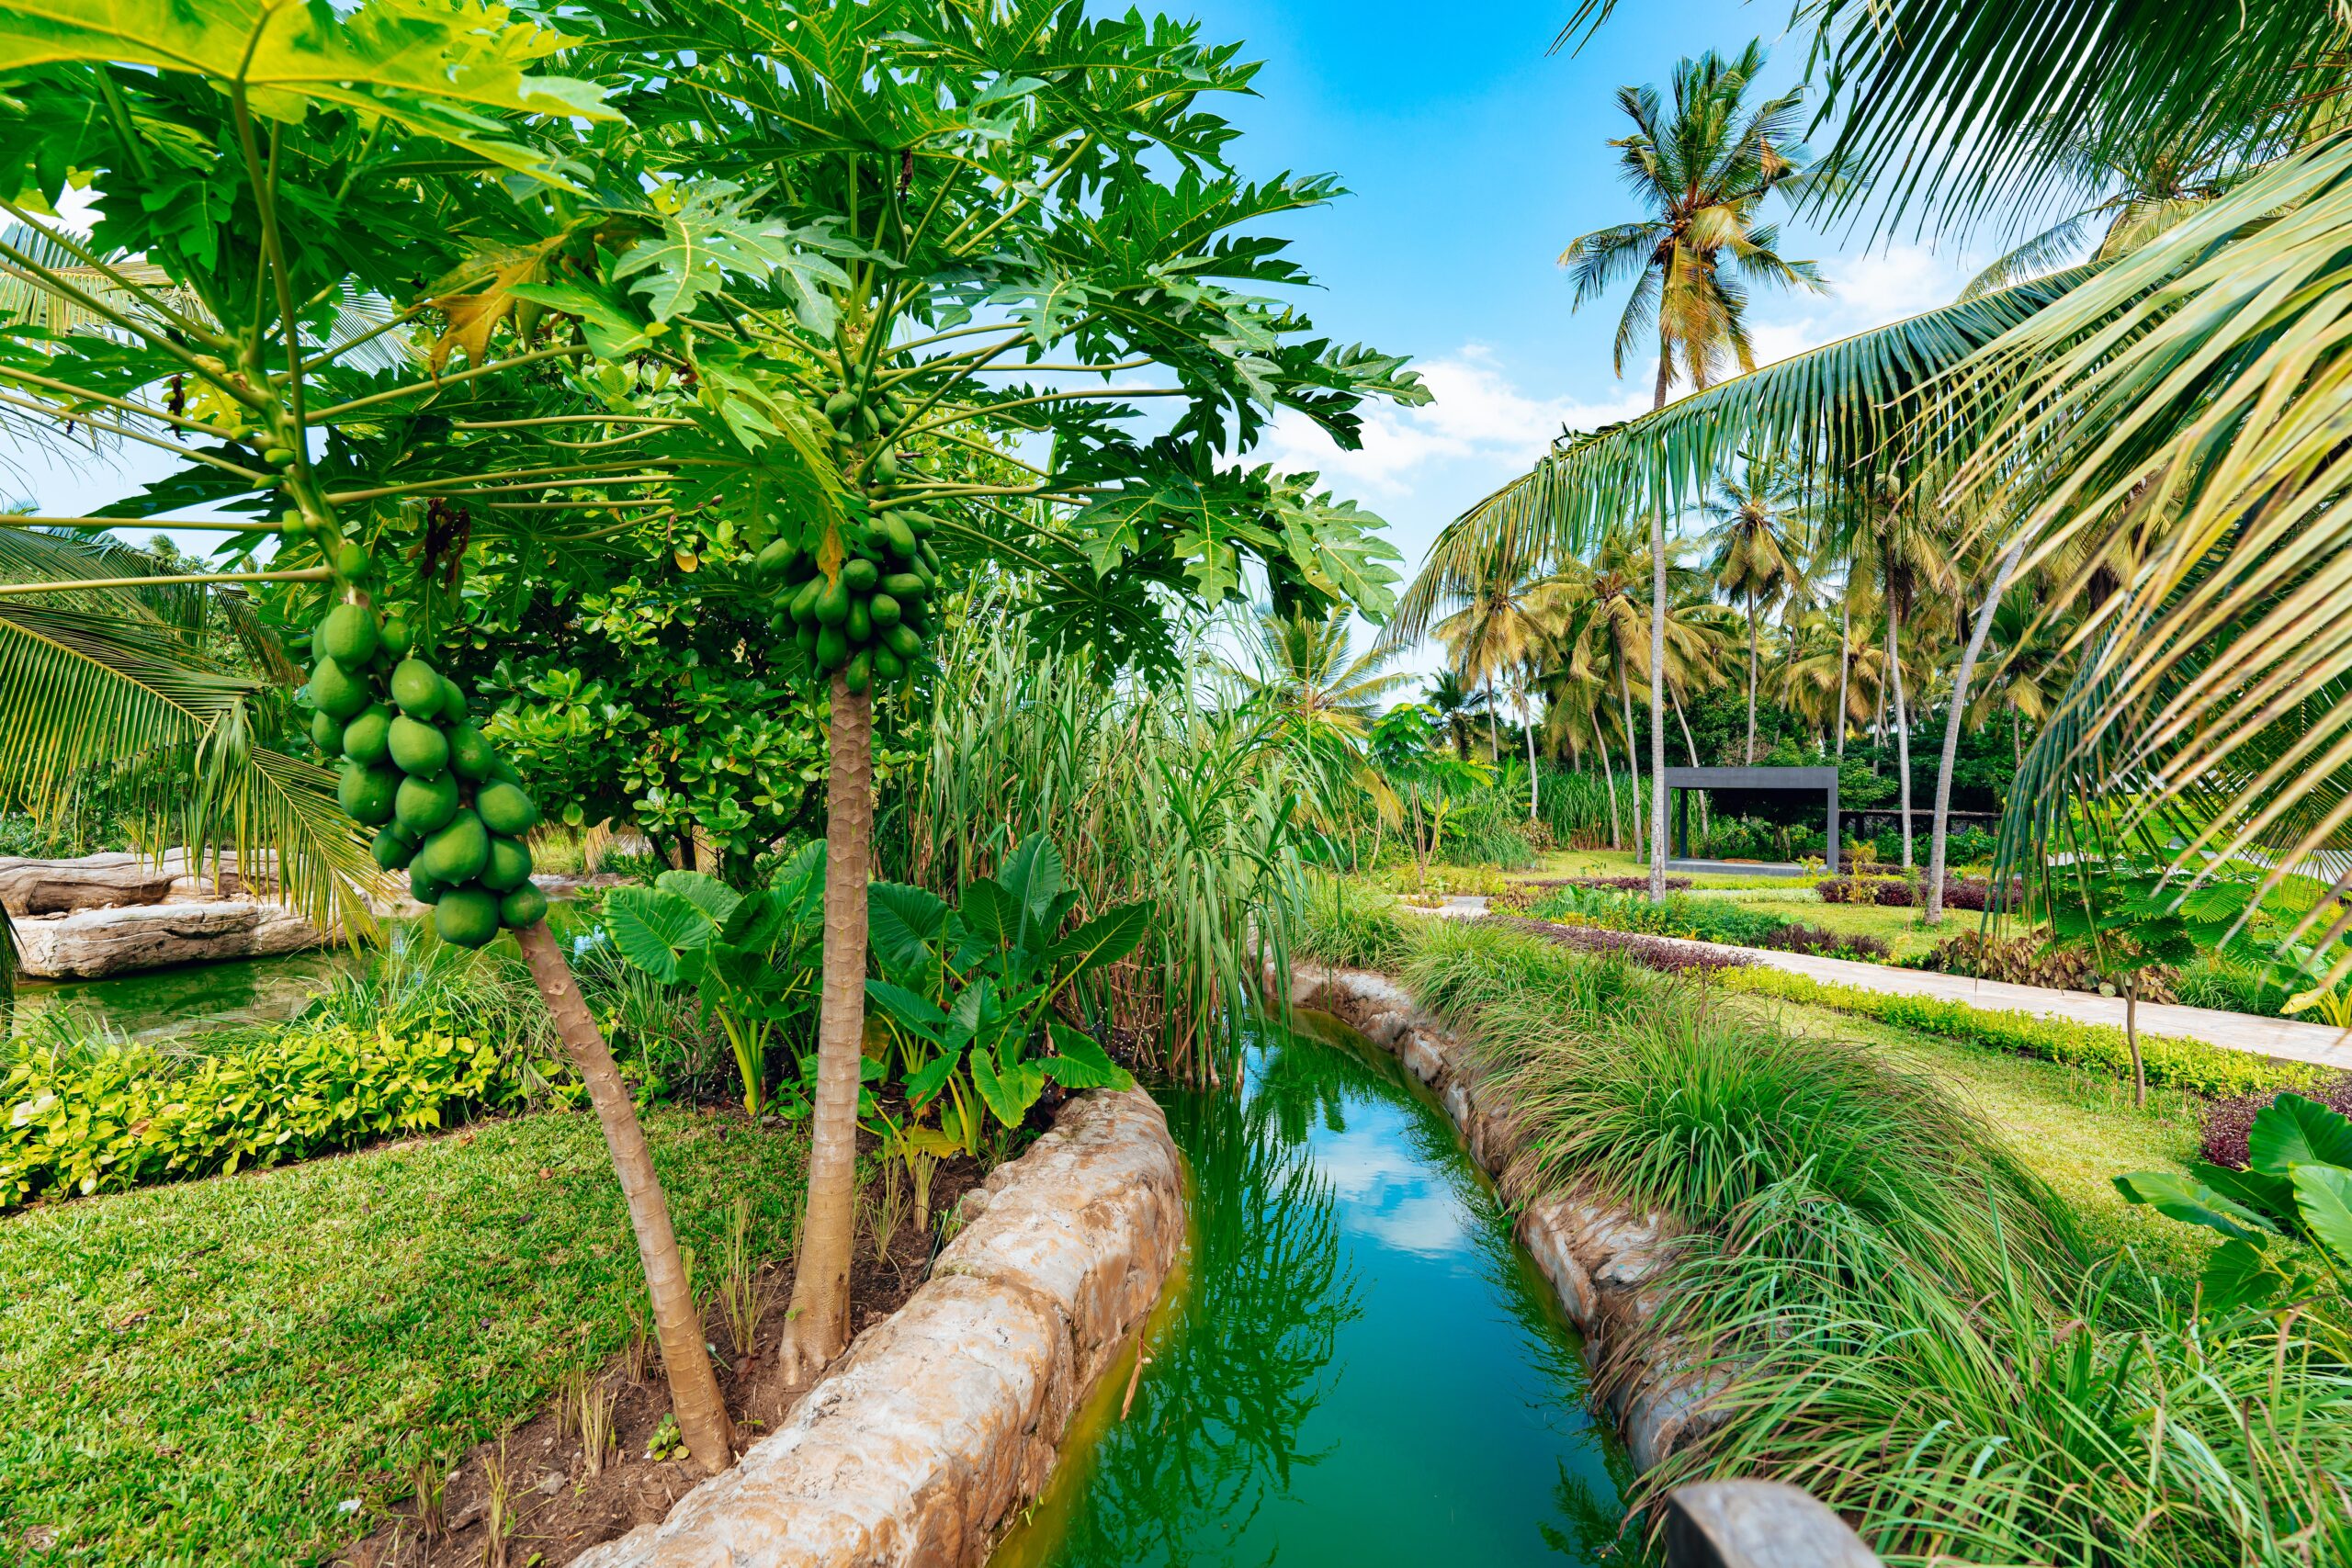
(2113, 1169, 2279, 1243)
(2248, 1093, 2352, 1179)
(2291, 1165, 2352, 1270)
(503, 281, 655, 361)
(603, 885, 715, 983)
(1043, 1021, 1132, 1090)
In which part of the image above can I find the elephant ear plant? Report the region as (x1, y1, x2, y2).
(2118, 1092, 2352, 1314)
(864, 833, 1147, 1153)
(601, 845, 828, 1117)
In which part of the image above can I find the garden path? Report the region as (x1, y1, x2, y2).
(1427, 898, 2352, 1073)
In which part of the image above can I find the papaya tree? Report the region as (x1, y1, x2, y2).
(0, 0, 799, 1472)
(532, 0, 1430, 1381)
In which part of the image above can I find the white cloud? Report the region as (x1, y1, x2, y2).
(1259, 344, 1649, 497)
(1314, 1119, 1470, 1259)
(1745, 242, 1974, 367)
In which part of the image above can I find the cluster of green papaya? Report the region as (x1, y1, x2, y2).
(754, 499, 941, 693)
(303, 599, 548, 948)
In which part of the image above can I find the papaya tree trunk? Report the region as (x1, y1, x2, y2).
(777, 673, 873, 1383)
(514, 919, 733, 1473)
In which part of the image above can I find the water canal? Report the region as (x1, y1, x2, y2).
(993, 1011, 1636, 1567)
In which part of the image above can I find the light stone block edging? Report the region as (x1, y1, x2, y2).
(571, 1085, 1184, 1568)
(1284, 961, 1725, 1473)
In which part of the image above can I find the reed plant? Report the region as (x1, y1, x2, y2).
(889, 618, 1312, 1083)
(1405, 917, 2352, 1563)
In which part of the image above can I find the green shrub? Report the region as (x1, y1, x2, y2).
(1722, 966, 2315, 1099)
(1, 1022, 578, 1207)
(1294, 880, 1417, 971)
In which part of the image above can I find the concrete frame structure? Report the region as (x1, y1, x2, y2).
(1663, 765, 1840, 874)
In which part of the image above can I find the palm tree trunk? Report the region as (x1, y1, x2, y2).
(514, 921, 733, 1472)
(1889, 600, 1914, 868)
(1524, 696, 1540, 821)
(1649, 528, 1668, 901)
(1671, 689, 1701, 767)
(1619, 664, 1644, 863)
(1835, 596, 1851, 764)
(1486, 676, 1500, 761)
(1599, 712, 1621, 849)
(1927, 539, 2026, 925)
(1745, 588, 1759, 765)
(776, 673, 873, 1383)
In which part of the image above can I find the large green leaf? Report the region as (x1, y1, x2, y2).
(2112, 1168, 2279, 1242)
(864, 977, 947, 1042)
(1043, 1021, 1132, 1090)
(2290, 1164, 2352, 1273)
(967, 1043, 1045, 1129)
(653, 868, 740, 928)
(0, 0, 616, 174)
(2249, 1093, 2352, 1181)
(1045, 900, 1152, 976)
(868, 881, 952, 976)
(602, 885, 715, 983)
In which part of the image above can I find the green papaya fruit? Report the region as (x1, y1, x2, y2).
(884, 622, 922, 660)
(882, 571, 926, 602)
(845, 596, 871, 645)
(874, 451, 900, 484)
(394, 772, 461, 836)
(342, 705, 394, 766)
(842, 557, 879, 592)
(434, 887, 501, 948)
(844, 649, 872, 694)
(417, 809, 490, 885)
(438, 676, 468, 722)
(794, 622, 818, 660)
(813, 577, 851, 627)
(824, 390, 858, 423)
(789, 575, 824, 623)
(814, 625, 848, 671)
(447, 723, 494, 783)
(318, 604, 379, 667)
(310, 657, 372, 720)
(371, 824, 417, 872)
(878, 513, 918, 561)
(756, 538, 800, 581)
(338, 761, 401, 826)
(499, 883, 549, 931)
(381, 615, 414, 659)
(489, 755, 524, 787)
(869, 592, 901, 629)
(333, 540, 373, 581)
(481, 835, 534, 892)
(311, 708, 342, 754)
(387, 716, 449, 777)
(902, 508, 934, 539)
(918, 538, 941, 574)
(476, 780, 539, 837)
(874, 646, 905, 681)
(390, 659, 443, 718)
(409, 866, 447, 905)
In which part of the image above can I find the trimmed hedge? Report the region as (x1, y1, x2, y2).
(2, 1023, 579, 1207)
(1720, 966, 2317, 1100)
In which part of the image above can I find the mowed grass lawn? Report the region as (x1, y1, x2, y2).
(1746, 995, 2216, 1285)
(1, 1106, 807, 1566)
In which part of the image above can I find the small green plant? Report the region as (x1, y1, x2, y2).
(480, 1443, 513, 1568)
(2118, 1091, 2352, 1307)
(644, 1412, 689, 1463)
(861, 1151, 908, 1266)
(600, 847, 829, 1116)
(864, 833, 1143, 1141)
(714, 1196, 774, 1359)
(578, 1376, 616, 1480)
(2044, 860, 2240, 1105)
(410, 1455, 447, 1544)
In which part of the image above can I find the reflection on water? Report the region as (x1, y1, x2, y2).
(10, 948, 366, 1041)
(994, 1015, 1639, 1568)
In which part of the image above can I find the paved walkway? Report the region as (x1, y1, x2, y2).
(1414, 897, 2352, 1073)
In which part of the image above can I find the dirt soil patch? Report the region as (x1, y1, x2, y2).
(341, 1140, 981, 1568)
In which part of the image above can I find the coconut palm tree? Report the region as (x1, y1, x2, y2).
(1700, 456, 1811, 761)
(1430, 568, 1554, 762)
(1227, 606, 1413, 865)
(1424, 669, 1483, 761)
(1555, 39, 1824, 898)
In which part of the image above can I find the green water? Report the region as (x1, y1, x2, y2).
(995, 1013, 1638, 1567)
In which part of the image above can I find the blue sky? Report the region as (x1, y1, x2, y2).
(10, 2, 1996, 668)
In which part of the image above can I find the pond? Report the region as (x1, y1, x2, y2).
(991, 1011, 1638, 1568)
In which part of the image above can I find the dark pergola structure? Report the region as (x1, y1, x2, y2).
(1664, 765, 1841, 874)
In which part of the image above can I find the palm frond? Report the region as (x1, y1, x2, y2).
(1387, 266, 2092, 644)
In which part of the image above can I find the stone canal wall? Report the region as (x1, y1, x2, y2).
(570, 1086, 1184, 1568)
